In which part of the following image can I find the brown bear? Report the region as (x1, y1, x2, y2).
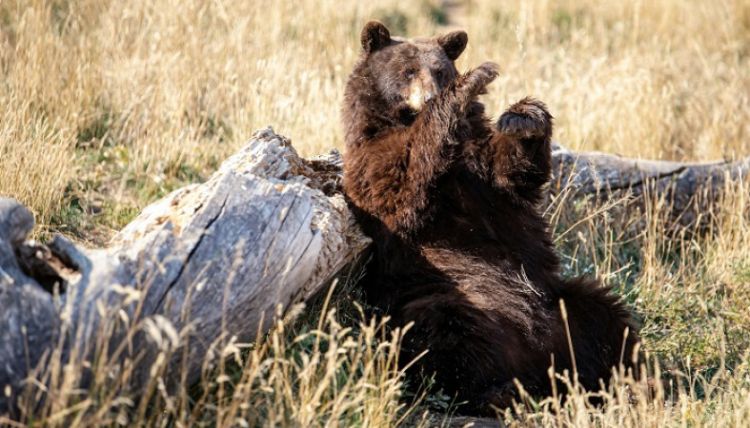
(342, 21, 639, 414)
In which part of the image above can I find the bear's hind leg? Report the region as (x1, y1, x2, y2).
(554, 277, 640, 391)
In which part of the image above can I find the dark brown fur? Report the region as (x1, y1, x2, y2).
(342, 21, 639, 414)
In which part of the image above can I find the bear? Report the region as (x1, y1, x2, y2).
(342, 21, 640, 414)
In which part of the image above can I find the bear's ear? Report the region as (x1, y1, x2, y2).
(437, 30, 468, 60)
(361, 21, 391, 53)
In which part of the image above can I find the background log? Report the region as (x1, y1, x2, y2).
(1, 129, 748, 414)
(550, 144, 750, 230)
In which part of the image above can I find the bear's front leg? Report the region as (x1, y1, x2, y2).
(344, 63, 499, 237)
(490, 97, 553, 196)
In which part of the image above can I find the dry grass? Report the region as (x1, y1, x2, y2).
(1, 0, 748, 235)
(2, 0, 750, 426)
(462, 0, 750, 159)
(3, 287, 428, 427)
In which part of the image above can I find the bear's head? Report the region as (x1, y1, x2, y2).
(345, 21, 468, 132)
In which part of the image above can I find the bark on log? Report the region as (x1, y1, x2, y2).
(1, 128, 748, 415)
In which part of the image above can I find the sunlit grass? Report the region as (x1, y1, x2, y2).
(1, 0, 750, 426)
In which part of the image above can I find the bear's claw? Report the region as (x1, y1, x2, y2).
(461, 62, 500, 98)
(497, 97, 553, 139)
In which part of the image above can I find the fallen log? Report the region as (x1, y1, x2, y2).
(1, 128, 748, 415)
(0, 127, 370, 414)
(550, 144, 750, 230)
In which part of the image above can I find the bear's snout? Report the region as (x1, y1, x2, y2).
(405, 72, 437, 111)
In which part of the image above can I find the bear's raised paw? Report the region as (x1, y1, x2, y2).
(497, 97, 552, 140)
(460, 62, 500, 98)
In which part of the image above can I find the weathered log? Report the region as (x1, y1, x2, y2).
(550, 144, 750, 229)
(0, 127, 370, 414)
(1, 128, 748, 415)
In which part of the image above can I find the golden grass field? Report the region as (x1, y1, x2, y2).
(2, 0, 750, 426)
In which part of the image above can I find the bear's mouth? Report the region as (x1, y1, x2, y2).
(397, 107, 418, 125)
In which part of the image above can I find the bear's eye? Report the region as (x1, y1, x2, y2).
(404, 69, 417, 79)
(435, 69, 444, 79)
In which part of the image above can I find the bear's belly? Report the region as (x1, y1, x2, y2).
(417, 174, 561, 290)
(416, 246, 555, 307)
(391, 247, 561, 398)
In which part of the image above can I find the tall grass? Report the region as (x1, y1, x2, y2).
(1, 0, 750, 426)
(2, 0, 749, 234)
(2, 286, 427, 427)
(462, 0, 750, 159)
(0, 0, 436, 237)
